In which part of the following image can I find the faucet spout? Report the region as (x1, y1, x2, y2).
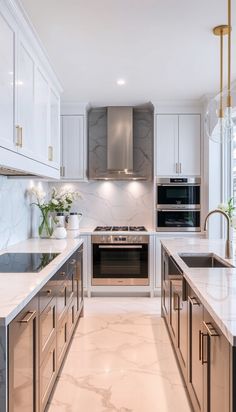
(204, 209, 233, 259)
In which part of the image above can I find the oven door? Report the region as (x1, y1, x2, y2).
(157, 209, 201, 232)
(92, 244, 149, 286)
(157, 185, 200, 207)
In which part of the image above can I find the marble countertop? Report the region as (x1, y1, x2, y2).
(161, 238, 236, 346)
(0, 238, 83, 326)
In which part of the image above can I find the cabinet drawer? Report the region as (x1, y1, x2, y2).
(39, 281, 54, 314)
(39, 338, 57, 412)
(67, 299, 75, 339)
(53, 263, 68, 284)
(57, 313, 68, 369)
(39, 298, 56, 363)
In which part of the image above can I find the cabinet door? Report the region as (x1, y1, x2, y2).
(34, 66, 49, 164)
(39, 338, 56, 412)
(178, 280, 188, 374)
(8, 297, 38, 412)
(179, 114, 201, 176)
(0, 9, 16, 151)
(16, 34, 35, 158)
(156, 115, 178, 176)
(39, 298, 56, 362)
(49, 88, 60, 169)
(202, 310, 230, 412)
(188, 291, 203, 412)
(169, 280, 179, 342)
(61, 115, 85, 179)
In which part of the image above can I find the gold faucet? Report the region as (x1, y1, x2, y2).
(204, 209, 233, 259)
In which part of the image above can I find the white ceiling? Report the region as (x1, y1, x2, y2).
(20, 0, 236, 105)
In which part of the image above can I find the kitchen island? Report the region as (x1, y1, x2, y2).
(161, 238, 236, 412)
(0, 237, 83, 412)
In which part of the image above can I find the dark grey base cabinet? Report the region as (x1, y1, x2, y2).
(161, 246, 232, 412)
(8, 244, 84, 412)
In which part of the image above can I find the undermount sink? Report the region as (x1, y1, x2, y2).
(178, 253, 234, 269)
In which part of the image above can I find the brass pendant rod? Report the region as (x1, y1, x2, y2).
(227, 0, 232, 107)
(220, 28, 224, 117)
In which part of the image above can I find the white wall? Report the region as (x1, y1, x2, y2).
(49, 181, 154, 229)
(0, 177, 48, 249)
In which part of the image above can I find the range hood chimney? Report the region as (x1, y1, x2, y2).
(107, 106, 133, 174)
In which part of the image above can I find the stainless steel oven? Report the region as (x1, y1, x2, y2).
(156, 177, 201, 232)
(92, 235, 149, 286)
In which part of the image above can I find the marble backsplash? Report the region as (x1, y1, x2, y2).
(0, 177, 48, 249)
(49, 181, 154, 229)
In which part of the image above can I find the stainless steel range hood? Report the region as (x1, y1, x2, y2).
(92, 106, 146, 180)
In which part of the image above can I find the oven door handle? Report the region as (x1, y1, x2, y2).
(157, 209, 198, 212)
(98, 245, 143, 249)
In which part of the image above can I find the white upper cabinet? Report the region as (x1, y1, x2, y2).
(178, 114, 201, 176)
(61, 115, 86, 180)
(0, 1, 62, 179)
(34, 66, 50, 164)
(156, 114, 201, 176)
(156, 115, 178, 175)
(16, 33, 35, 157)
(49, 88, 60, 168)
(0, 9, 16, 151)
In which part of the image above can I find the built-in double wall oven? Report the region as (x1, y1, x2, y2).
(156, 177, 201, 232)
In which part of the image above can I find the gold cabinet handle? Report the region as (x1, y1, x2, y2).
(15, 125, 23, 147)
(179, 162, 182, 174)
(48, 145, 53, 161)
(203, 321, 219, 337)
(60, 166, 65, 177)
(19, 310, 36, 323)
(188, 296, 200, 306)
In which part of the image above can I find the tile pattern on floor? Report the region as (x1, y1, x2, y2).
(47, 297, 192, 412)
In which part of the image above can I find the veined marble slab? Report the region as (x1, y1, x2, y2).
(161, 238, 236, 346)
(0, 238, 83, 326)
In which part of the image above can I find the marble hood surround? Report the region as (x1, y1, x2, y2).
(88, 107, 153, 181)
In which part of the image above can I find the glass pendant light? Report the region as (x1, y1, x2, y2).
(206, 0, 235, 144)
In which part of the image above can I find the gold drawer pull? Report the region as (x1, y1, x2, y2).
(69, 259, 76, 265)
(203, 321, 219, 337)
(19, 310, 36, 323)
(188, 296, 200, 306)
(60, 271, 66, 276)
(46, 289, 52, 295)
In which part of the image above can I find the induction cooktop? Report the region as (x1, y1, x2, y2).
(0, 252, 59, 273)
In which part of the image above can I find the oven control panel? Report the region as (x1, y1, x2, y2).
(92, 235, 149, 244)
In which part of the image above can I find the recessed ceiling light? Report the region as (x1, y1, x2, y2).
(116, 78, 126, 86)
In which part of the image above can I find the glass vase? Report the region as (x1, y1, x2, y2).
(38, 210, 53, 238)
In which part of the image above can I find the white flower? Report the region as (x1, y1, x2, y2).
(51, 199, 59, 205)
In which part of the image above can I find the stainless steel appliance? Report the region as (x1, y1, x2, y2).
(92, 226, 149, 286)
(156, 177, 201, 232)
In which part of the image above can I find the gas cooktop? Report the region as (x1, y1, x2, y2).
(0, 252, 59, 273)
(94, 226, 147, 232)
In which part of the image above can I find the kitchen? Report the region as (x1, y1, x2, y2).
(0, 0, 235, 411)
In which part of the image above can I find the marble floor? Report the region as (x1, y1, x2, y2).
(47, 298, 192, 412)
